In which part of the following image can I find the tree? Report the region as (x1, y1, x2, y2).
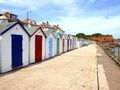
(76, 33, 86, 39)
(91, 33, 102, 37)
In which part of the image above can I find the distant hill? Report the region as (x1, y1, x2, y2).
(76, 33, 112, 39)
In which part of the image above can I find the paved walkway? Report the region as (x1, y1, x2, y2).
(0, 44, 120, 90)
(0, 44, 97, 90)
(97, 45, 120, 90)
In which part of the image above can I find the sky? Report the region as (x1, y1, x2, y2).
(0, 0, 120, 38)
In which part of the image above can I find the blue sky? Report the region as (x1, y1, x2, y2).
(0, 0, 120, 38)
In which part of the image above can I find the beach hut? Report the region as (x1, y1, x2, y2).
(59, 34, 65, 53)
(72, 36, 74, 49)
(68, 34, 73, 50)
(64, 34, 68, 52)
(60, 34, 68, 53)
(0, 22, 30, 73)
(67, 35, 70, 51)
(44, 29, 56, 58)
(74, 36, 78, 49)
(25, 27, 46, 63)
(52, 31, 61, 55)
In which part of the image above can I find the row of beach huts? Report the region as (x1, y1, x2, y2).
(0, 21, 82, 73)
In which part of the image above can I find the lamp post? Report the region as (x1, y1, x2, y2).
(27, 10, 31, 26)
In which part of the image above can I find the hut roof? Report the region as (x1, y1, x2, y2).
(0, 22, 30, 36)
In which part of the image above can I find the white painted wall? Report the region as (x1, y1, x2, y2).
(59, 38, 62, 54)
(0, 36, 1, 72)
(64, 39, 67, 52)
(30, 29, 46, 63)
(0, 24, 29, 73)
(69, 36, 73, 50)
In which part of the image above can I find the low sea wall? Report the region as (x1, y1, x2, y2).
(98, 43, 120, 65)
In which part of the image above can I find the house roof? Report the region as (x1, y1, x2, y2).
(40, 22, 47, 28)
(52, 25, 65, 32)
(0, 15, 8, 20)
(0, 21, 30, 36)
(21, 18, 39, 27)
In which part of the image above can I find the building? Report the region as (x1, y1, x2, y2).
(0, 12, 18, 22)
(0, 22, 30, 73)
(43, 29, 56, 58)
(21, 18, 39, 27)
(25, 26, 46, 63)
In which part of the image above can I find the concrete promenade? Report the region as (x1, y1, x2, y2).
(0, 44, 120, 90)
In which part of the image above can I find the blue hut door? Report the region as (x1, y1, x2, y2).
(70, 39, 72, 50)
(49, 38, 53, 57)
(57, 38, 59, 54)
(67, 39, 69, 51)
(12, 35, 23, 68)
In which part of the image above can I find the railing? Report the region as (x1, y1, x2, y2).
(98, 43, 120, 65)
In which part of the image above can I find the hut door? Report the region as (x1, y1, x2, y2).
(49, 38, 53, 57)
(12, 35, 23, 68)
(57, 38, 59, 54)
(67, 39, 69, 51)
(35, 35, 42, 62)
(62, 39, 64, 53)
(70, 39, 72, 50)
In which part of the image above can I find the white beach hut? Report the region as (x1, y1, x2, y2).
(25, 27, 46, 63)
(68, 34, 73, 50)
(52, 31, 62, 55)
(43, 29, 56, 59)
(0, 22, 30, 73)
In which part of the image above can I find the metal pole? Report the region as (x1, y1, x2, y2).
(118, 47, 120, 62)
(27, 10, 31, 26)
(27, 11, 28, 26)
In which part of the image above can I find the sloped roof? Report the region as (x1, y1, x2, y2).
(43, 29, 51, 37)
(43, 29, 56, 38)
(25, 27, 38, 35)
(52, 31, 58, 38)
(59, 33, 64, 39)
(0, 22, 15, 34)
(0, 22, 30, 36)
(25, 26, 47, 38)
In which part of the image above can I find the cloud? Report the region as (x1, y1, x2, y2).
(0, 0, 79, 10)
(51, 15, 120, 38)
(0, 0, 81, 16)
(1, 9, 10, 12)
(0, 0, 45, 10)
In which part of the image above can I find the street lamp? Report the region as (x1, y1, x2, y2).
(27, 10, 31, 26)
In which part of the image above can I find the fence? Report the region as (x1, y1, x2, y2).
(98, 43, 120, 65)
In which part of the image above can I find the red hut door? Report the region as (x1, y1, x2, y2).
(35, 35, 42, 62)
